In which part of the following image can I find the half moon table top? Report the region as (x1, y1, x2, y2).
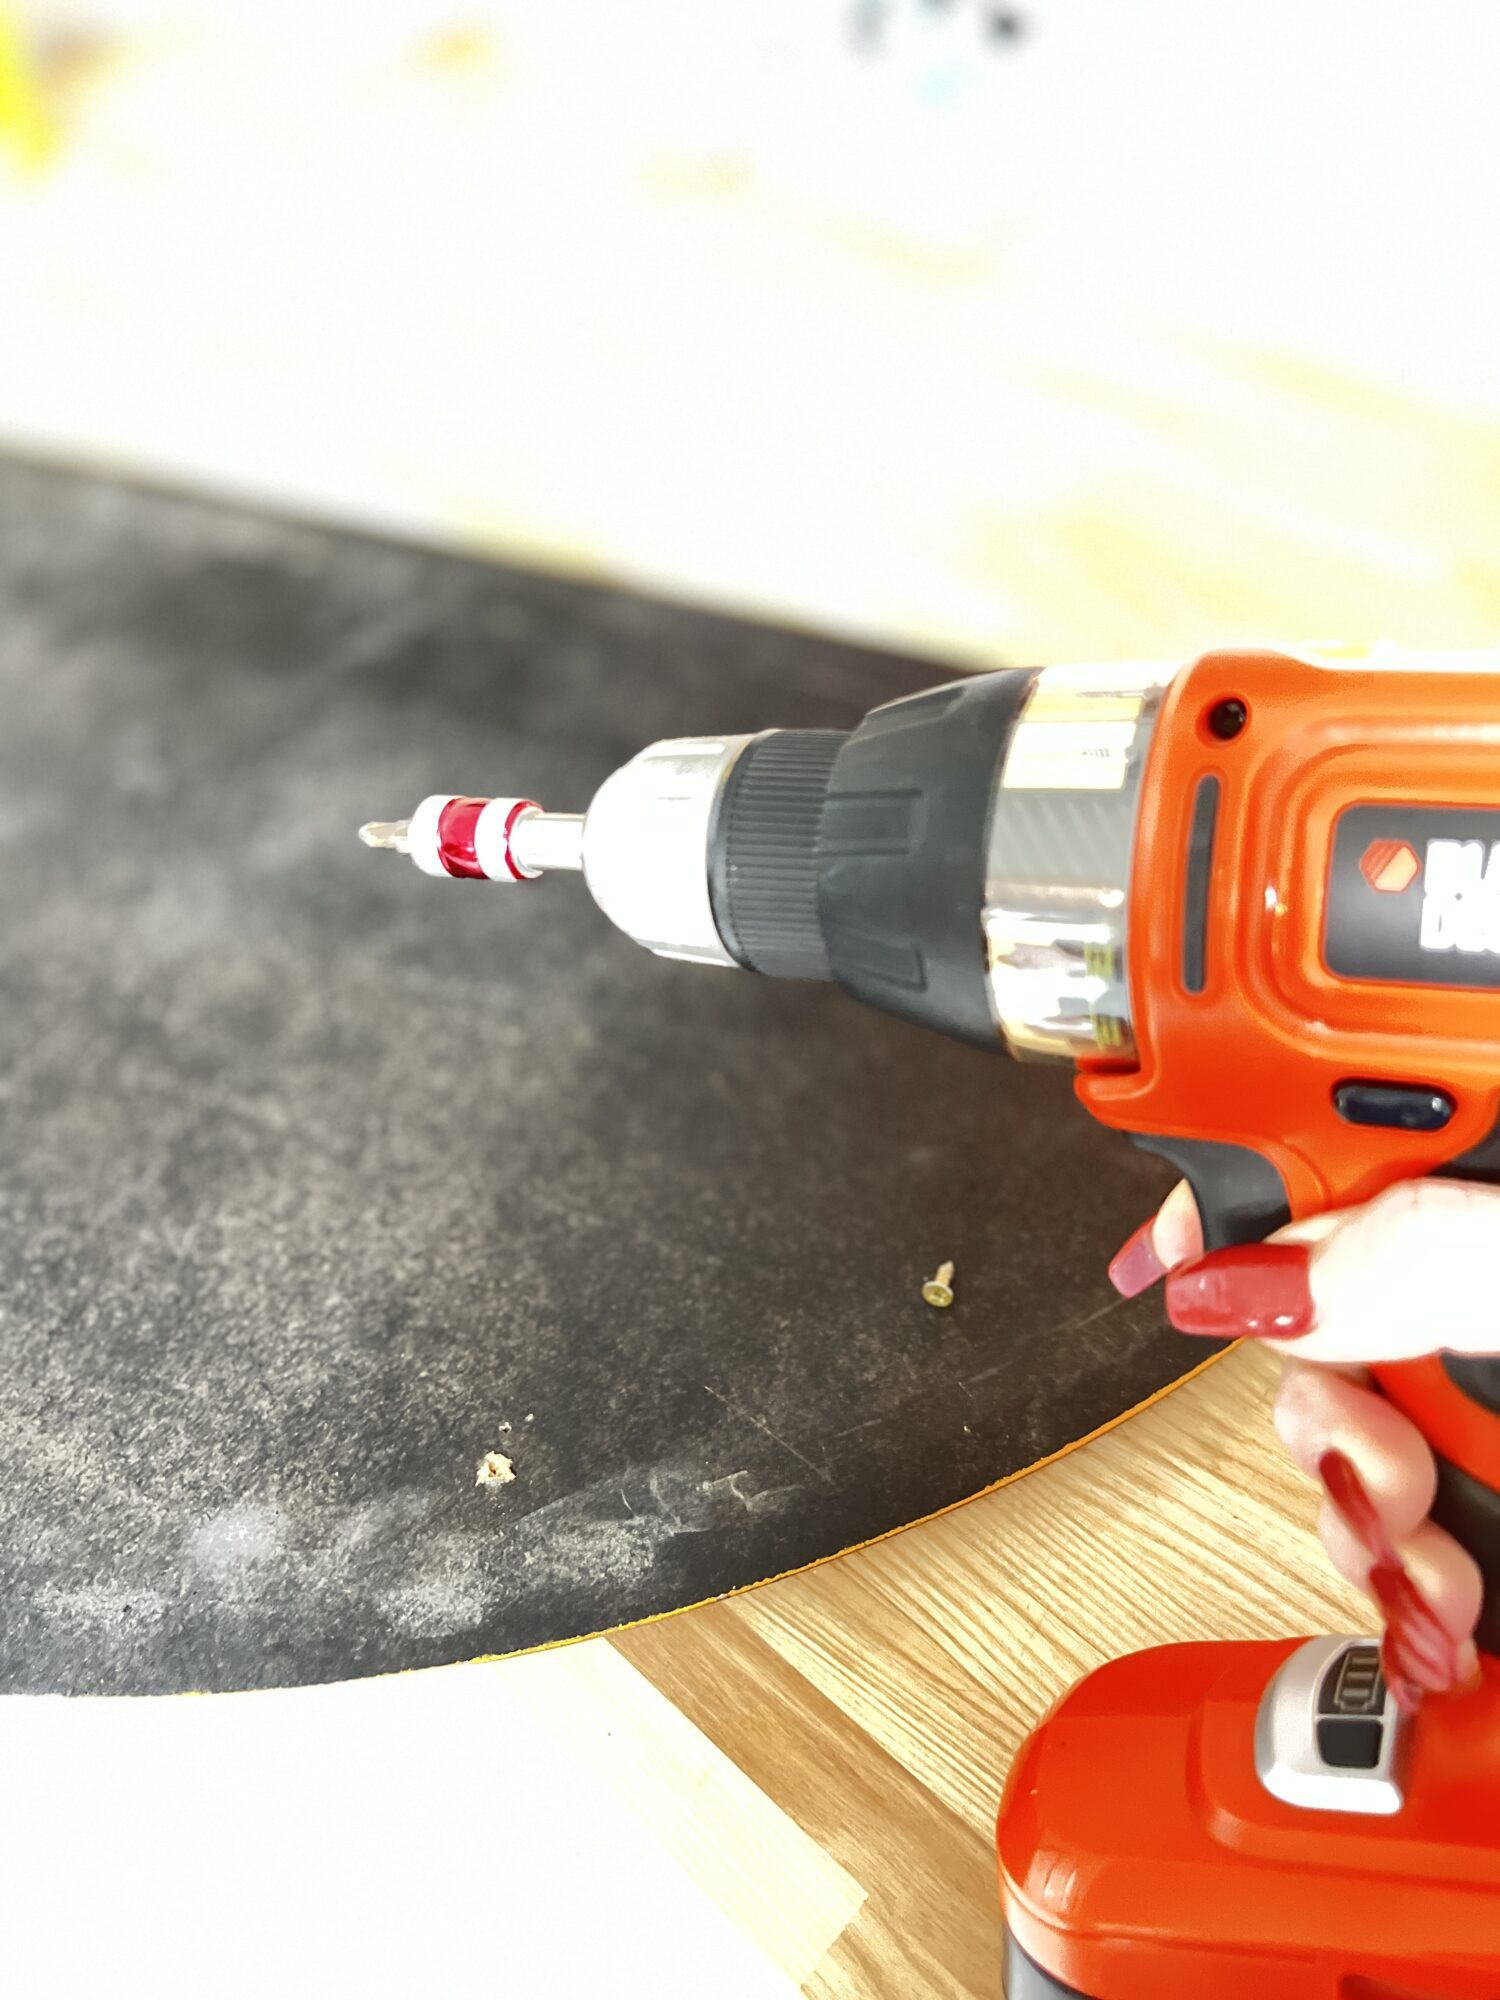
(0, 458, 1186, 1694)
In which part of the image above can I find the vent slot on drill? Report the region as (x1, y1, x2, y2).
(1181, 776, 1221, 995)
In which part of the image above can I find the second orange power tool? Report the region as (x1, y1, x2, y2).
(364, 648, 1500, 1995)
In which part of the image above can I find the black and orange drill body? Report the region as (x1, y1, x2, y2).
(1002, 651, 1500, 1999)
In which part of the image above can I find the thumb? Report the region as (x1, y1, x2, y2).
(1165, 1179, 1500, 1364)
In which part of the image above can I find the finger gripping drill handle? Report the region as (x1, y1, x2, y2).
(1381, 1324, 1500, 1654)
(1132, 1128, 1500, 1650)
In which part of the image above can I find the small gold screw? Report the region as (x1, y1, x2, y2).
(921, 1261, 956, 1309)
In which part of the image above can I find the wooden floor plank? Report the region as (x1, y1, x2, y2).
(617, 1607, 1003, 2000)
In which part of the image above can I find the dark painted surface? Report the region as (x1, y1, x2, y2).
(0, 459, 1186, 1694)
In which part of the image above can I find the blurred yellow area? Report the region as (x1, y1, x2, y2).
(0, 7, 53, 165)
(0, 2, 1496, 666)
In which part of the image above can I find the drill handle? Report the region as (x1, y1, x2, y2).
(1128, 1127, 1500, 1655)
(1378, 1348, 1500, 1656)
(1425, 1371, 1500, 1656)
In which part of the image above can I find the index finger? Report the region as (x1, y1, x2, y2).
(1167, 1179, 1500, 1365)
(1107, 1179, 1203, 1298)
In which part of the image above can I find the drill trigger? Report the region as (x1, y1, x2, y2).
(1126, 1133, 1291, 1253)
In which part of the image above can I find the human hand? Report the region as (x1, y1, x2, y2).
(1108, 1178, 1500, 1709)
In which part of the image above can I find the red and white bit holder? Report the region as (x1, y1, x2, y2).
(405, 795, 545, 881)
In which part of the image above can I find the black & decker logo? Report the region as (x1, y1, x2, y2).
(1326, 808, 1500, 989)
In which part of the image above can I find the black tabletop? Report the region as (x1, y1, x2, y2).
(0, 459, 1189, 1694)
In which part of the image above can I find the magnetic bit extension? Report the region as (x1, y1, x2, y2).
(359, 796, 586, 882)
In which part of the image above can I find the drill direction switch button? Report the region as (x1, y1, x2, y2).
(1333, 1082, 1456, 1134)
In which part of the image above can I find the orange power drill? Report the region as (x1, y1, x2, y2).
(364, 648, 1500, 1995)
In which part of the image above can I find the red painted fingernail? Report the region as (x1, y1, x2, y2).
(1383, 1619, 1454, 1705)
(1370, 1563, 1460, 1688)
(1164, 1243, 1315, 1340)
(1108, 1220, 1167, 1299)
(1380, 1653, 1425, 1717)
(1317, 1449, 1398, 1566)
(1318, 1450, 1466, 1698)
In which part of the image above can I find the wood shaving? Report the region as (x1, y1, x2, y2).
(476, 1451, 515, 1488)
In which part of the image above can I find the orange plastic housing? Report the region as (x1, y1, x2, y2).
(998, 1646, 1500, 1999)
(1080, 649, 1500, 1487)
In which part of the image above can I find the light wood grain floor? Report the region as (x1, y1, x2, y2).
(504, 1344, 1372, 1999)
